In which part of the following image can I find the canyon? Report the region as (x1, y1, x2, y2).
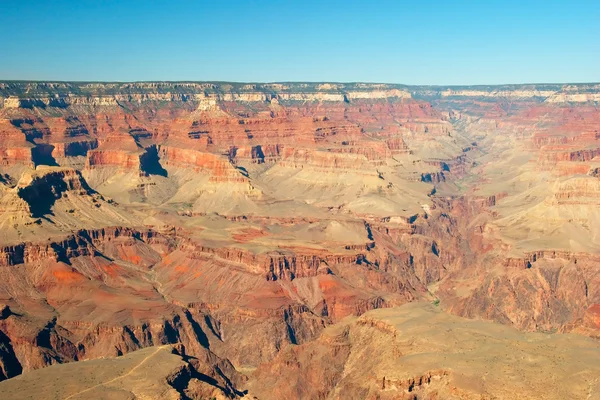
(0, 81, 599, 399)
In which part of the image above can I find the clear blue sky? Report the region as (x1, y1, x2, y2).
(1, 0, 598, 84)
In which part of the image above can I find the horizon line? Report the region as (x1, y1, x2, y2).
(1, 79, 599, 88)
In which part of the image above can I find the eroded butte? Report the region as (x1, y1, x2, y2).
(0, 81, 599, 399)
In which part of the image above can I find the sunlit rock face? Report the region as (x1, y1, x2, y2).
(0, 81, 599, 399)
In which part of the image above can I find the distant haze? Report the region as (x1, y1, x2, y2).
(1, 0, 598, 84)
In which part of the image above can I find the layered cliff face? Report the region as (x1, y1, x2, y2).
(422, 93, 600, 336)
(0, 166, 135, 246)
(0, 81, 599, 397)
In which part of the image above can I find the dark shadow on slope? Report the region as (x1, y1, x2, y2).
(163, 317, 181, 344)
(31, 144, 58, 167)
(203, 315, 222, 341)
(17, 170, 98, 218)
(0, 174, 12, 186)
(140, 145, 168, 177)
(183, 310, 210, 349)
(17, 174, 67, 217)
(0, 331, 23, 381)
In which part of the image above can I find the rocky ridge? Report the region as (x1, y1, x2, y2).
(0, 81, 598, 398)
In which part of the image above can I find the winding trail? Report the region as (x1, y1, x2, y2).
(63, 346, 165, 400)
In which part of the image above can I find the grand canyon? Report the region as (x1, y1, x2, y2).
(0, 81, 599, 399)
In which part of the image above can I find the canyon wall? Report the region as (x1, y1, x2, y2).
(0, 81, 598, 392)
